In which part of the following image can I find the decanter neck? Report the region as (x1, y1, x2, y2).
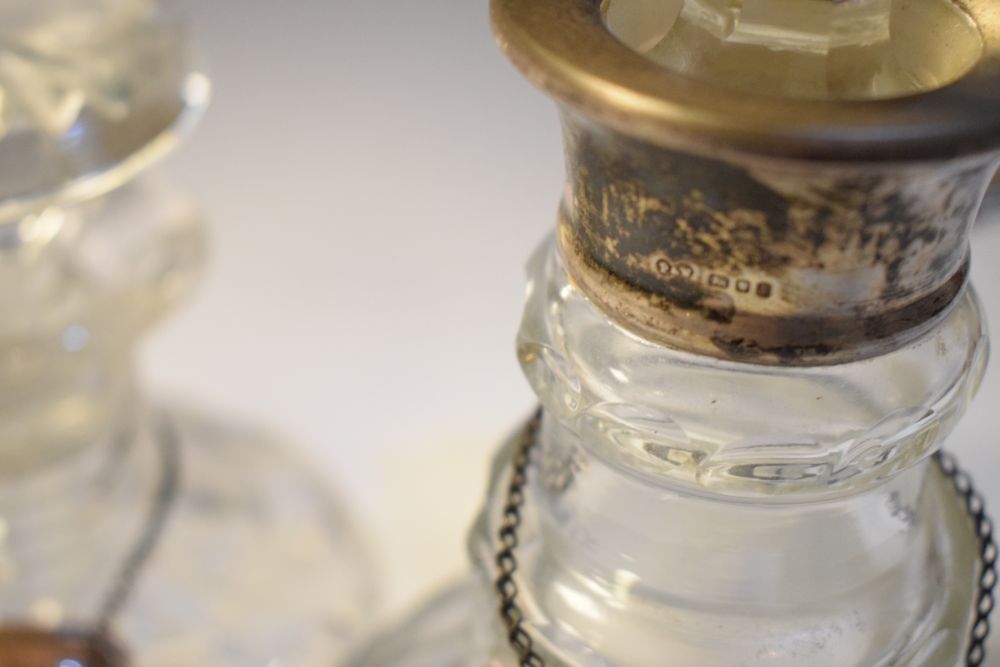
(470, 411, 971, 666)
(0, 350, 138, 476)
(484, 235, 987, 663)
(533, 414, 930, 606)
(517, 237, 987, 498)
(0, 178, 202, 474)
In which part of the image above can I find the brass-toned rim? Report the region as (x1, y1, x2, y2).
(491, 0, 1000, 162)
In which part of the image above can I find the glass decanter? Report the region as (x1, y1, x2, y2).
(346, 0, 1000, 665)
(0, 1, 372, 665)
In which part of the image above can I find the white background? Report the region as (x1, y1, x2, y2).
(152, 0, 1000, 651)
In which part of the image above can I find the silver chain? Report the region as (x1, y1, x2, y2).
(935, 449, 997, 667)
(96, 412, 182, 632)
(495, 411, 544, 667)
(496, 412, 998, 667)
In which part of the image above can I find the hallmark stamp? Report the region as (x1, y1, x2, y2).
(653, 257, 773, 300)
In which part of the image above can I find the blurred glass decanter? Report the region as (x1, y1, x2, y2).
(346, 0, 1000, 665)
(0, 1, 372, 665)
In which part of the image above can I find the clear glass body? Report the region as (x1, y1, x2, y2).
(0, 178, 374, 665)
(602, 0, 984, 99)
(346, 236, 986, 666)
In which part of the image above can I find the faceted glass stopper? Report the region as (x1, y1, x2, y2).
(0, 0, 208, 220)
(0, 1, 151, 138)
(603, 0, 984, 99)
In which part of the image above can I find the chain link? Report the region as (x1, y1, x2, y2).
(97, 412, 182, 632)
(496, 412, 998, 667)
(495, 411, 543, 667)
(935, 450, 997, 667)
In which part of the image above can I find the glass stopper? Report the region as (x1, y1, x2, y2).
(603, 0, 984, 99)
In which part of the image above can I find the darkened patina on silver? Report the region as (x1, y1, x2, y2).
(559, 113, 994, 363)
(493, 0, 1000, 364)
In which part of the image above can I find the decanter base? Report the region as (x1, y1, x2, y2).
(0, 404, 374, 667)
(343, 577, 488, 667)
(119, 405, 374, 666)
